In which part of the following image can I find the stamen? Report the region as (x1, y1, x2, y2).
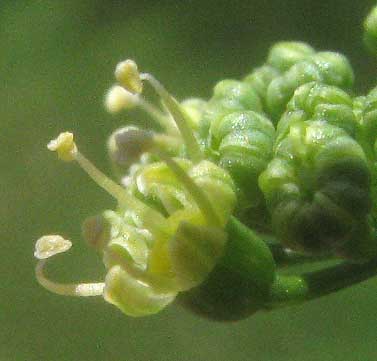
(74, 151, 136, 202)
(139, 71, 203, 162)
(34, 234, 72, 259)
(74, 154, 168, 236)
(115, 59, 143, 94)
(47, 132, 169, 237)
(47, 132, 142, 203)
(105, 85, 176, 134)
(34, 235, 105, 297)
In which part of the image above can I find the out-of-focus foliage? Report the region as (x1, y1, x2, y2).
(2, 1, 377, 360)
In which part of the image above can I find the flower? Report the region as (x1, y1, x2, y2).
(34, 60, 238, 316)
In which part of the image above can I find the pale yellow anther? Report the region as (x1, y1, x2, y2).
(34, 235, 72, 260)
(47, 132, 77, 162)
(115, 59, 143, 94)
(105, 85, 140, 113)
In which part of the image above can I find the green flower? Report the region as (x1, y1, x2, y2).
(36, 122, 240, 316)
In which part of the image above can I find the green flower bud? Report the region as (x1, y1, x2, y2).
(266, 51, 354, 121)
(202, 80, 262, 130)
(261, 125, 371, 255)
(243, 65, 281, 107)
(209, 110, 275, 227)
(260, 83, 372, 256)
(267, 60, 322, 120)
(267, 41, 315, 71)
(212, 80, 261, 107)
(197, 76, 276, 229)
(278, 82, 357, 140)
(199, 79, 264, 152)
(310, 52, 354, 90)
(243, 42, 315, 111)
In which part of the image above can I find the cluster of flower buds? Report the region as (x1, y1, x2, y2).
(35, 5, 377, 321)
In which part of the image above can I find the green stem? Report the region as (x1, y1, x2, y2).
(304, 257, 377, 300)
(266, 257, 377, 309)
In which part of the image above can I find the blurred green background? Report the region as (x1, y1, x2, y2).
(2, 1, 377, 360)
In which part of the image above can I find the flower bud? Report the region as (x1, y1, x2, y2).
(266, 51, 354, 121)
(243, 65, 281, 105)
(267, 41, 315, 71)
(261, 82, 372, 256)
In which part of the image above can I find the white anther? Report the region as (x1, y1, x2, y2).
(34, 235, 72, 260)
(105, 85, 140, 113)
